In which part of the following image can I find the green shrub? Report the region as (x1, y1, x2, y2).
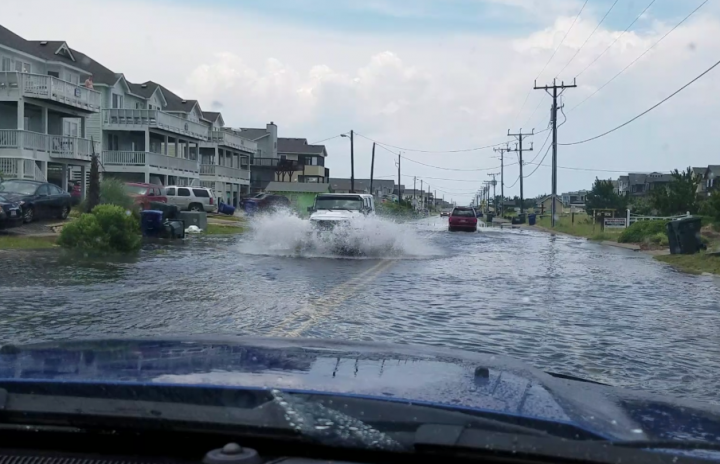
(78, 178, 138, 215)
(58, 204, 141, 253)
(618, 220, 667, 243)
(647, 232, 669, 246)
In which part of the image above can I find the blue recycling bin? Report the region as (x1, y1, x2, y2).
(140, 210, 164, 237)
(528, 214, 537, 226)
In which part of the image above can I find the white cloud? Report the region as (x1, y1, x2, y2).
(2, 0, 719, 201)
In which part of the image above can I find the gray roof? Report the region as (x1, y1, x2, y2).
(329, 178, 394, 192)
(238, 128, 269, 140)
(693, 167, 706, 176)
(203, 111, 221, 122)
(265, 182, 330, 193)
(0, 26, 118, 85)
(134, 81, 198, 113)
(278, 138, 326, 156)
(127, 81, 160, 98)
(646, 173, 674, 183)
(706, 166, 720, 177)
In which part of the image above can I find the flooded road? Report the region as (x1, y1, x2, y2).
(1, 214, 719, 404)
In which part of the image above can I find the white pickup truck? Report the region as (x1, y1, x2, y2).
(307, 193, 376, 230)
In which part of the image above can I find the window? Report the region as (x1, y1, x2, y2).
(63, 120, 79, 137)
(48, 184, 63, 195)
(47, 71, 59, 78)
(192, 189, 210, 198)
(452, 208, 475, 217)
(65, 72, 79, 85)
(112, 94, 124, 109)
(165, 187, 176, 196)
(108, 134, 119, 151)
(178, 188, 191, 197)
(1, 57, 11, 72)
(15, 61, 31, 73)
(36, 185, 49, 196)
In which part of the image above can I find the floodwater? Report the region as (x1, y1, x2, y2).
(1, 213, 719, 404)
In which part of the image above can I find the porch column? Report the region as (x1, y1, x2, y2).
(164, 135, 169, 155)
(214, 146, 218, 165)
(61, 164, 68, 192)
(80, 165, 87, 200)
(163, 175, 168, 186)
(144, 128, 150, 153)
(41, 161, 47, 181)
(41, 107, 48, 134)
(174, 138, 179, 158)
(17, 99, 24, 129)
(80, 117, 86, 138)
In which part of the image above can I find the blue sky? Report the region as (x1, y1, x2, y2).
(4, 0, 719, 203)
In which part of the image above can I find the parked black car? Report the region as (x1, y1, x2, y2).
(0, 180, 72, 223)
(0, 195, 23, 228)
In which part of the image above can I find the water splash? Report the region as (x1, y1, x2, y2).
(238, 211, 440, 259)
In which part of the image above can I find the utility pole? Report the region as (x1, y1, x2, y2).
(493, 145, 511, 216)
(413, 176, 417, 209)
(420, 179, 424, 210)
(434, 190, 437, 211)
(397, 153, 401, 204)
(534, 78, 577, 227)
(508, 129, 534, 215)
(350, 130, 355, 193)
(488, 173, 498, 213)
(369, 142, 375, 196)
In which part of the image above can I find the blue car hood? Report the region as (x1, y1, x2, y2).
(0, 336, 718, 446)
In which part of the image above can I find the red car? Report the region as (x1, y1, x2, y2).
(124, 183, 167, 210)
(448, 207, 478, 232)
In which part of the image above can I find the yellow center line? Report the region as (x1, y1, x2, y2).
(270, 259, 395, 337)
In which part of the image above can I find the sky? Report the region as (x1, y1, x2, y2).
(3, 0, 719, 204)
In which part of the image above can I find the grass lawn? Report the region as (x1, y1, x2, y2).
(0, 235, 57, 250)
(654, 253, 720, 275)
(208, 214, 245, 223)
(205, 224, 245, 235)
(536, 215, 623, 241)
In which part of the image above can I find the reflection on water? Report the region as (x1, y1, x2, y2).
(0, 216, 719, 404)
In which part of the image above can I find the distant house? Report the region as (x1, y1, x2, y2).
(617, 175, 629, 196)
(703, 166, 720, 197)
(277, 138, 329, 184)
(329, 178, 395, 196)
(560, 190, 588, 207)
(692, 167, 706, 196)
(536, 195, 564, 215)
(626, 172, 673, 196)
(264, 181, 330, 215)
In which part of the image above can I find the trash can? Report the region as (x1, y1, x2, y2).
(140, 210, 164, 237)
(179, 211, 207, 231)
(219, 203, 236, 215)
(528, 214, 537, 226)
(667, 217, 704, 254)
(149, 202, 180, 221)
(164, 220, 185, 239)
(486, 213, 495, 223)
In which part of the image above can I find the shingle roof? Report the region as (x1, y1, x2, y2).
(0, 25, 119, 86)
(137, 81, 198, 113)
(278, 138, 326, 156)
(693, 167, 706, 176)
(127, 81, 160, 98)
(238, 128, 269, 140)
(203, 111, 221, 122)
(265, 182, 330, 193)
(706, 166, 720, 177)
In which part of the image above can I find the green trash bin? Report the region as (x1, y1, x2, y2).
(667, 217, 704, 254)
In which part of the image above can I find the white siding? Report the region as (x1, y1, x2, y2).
(86, 112, 102, 146)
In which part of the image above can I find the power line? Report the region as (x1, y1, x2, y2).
(575, 0, 657, 78)
(309, 134, 343, 144)
(354, 132, 507, 154)
(524, 142, 553, 179)
(561, 56, 720, 146)
(506, 175, 521, 189)
(570, 0, 709, 112)
(509, 0, 589, 133)
(402, 156, 517, 172)
(525, 129, 553, 165)
(555, 0, 621, 78)
(536, 0, 590, 81)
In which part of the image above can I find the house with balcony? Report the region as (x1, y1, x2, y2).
(0, 25, 103, 195)
(239, 123, 278, 193)
(702, 166, 720, 197)
(329, 178, 395, 196)
(93, 79, 208, 187)
(277, 138, 329, 183)
(198, 111, 253, 206)
(560, 190, 588, 208)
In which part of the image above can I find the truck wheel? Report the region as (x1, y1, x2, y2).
(189, 203, 202, 212)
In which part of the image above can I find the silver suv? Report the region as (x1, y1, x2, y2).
(164, 186, 217, 212)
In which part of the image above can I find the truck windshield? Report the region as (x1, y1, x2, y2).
(315, 196, 364, 210)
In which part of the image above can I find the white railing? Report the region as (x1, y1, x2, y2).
(0, 129, 97, 161)
(200, 164, 250, 180)
(2, 72, 102, 111)
(208, 130, 256, 152)
(0, 158, 44, 180)
(620, 209, 692, 228)
(103, 109, 208, 140)
(102, 150, 199, 173)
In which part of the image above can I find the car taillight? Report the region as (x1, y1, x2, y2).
(210, 198, 214, 205)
